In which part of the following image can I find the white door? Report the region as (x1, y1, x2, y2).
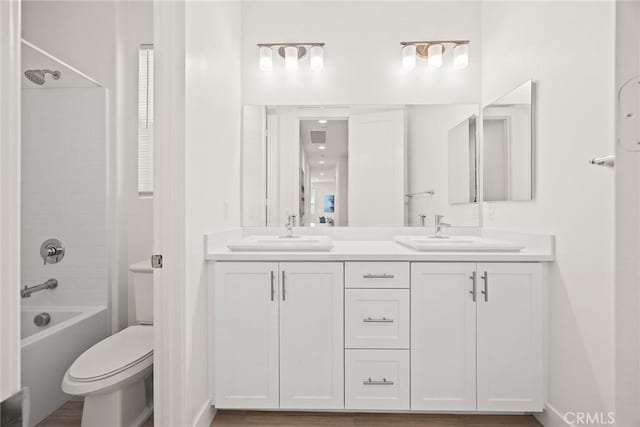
(476, 263, 543, 412)
(0, 0, 21, 402)
(279, 262, 344, 409)
(348, 110, 406, 226)
(214, 262, 280, 409)
(411, 263, 477, 411)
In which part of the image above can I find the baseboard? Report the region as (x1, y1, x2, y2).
(535, 404, 572, 427)
(193, 400, 216, 427)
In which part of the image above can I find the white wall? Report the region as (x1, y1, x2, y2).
(21, 89, 109, 307)
(614, 2, 640, 426)
(242, 1, 481, 106)
(335, 157, 348, 226)
(184, 1, 242, 424)
(406, 105, 479, 227)
(481, 2, 615, 424)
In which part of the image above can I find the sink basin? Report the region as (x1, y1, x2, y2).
(227, 235, 334, 252)
(394, 235, 524, 252)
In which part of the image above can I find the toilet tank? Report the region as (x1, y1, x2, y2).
(129, 261, 153, 324)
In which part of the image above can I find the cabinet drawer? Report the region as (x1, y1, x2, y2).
(345, 289, 409, 349)
(345, 262, 409, 289)
(345, 349, 410, 410)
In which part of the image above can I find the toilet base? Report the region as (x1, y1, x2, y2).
(81, 375, 152, 427)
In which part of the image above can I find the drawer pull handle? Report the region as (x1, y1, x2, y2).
(363, 377, 394, 386)
(363, 273, 394, 279)
(363, 317, 394, 323)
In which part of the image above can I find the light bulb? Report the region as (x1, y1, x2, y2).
(284, 46, 298, 72)
(402, 45, 417, 70)
(427, 44, 443, 69)
(259, 46, 273, 71)
(310, 45, 324, 71)
(453, 43, 469, 69)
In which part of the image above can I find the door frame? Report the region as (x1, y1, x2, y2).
(0, 0, 22, 402)
(152, 1, 187, 425)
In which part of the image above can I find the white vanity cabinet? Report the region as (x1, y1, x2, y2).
(411, 262, 543, 412)
(213, 262, 344, 410)
(210, 257, 546, 414)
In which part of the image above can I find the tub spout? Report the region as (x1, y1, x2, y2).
(21, 279, 57, 298)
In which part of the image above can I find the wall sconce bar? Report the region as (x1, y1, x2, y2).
(400, 40, 470, 70)
(257, 42, 325, 71)
(400, 40, 470, 46)
(257, 42, 326, 48)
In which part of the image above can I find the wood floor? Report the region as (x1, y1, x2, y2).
(36, 399, 153, 427)
(211, 411, 542, 426)
(38, 400, 541, 427)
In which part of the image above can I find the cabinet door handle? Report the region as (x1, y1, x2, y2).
(281, 270, 286, 301)
(469, 271, 477, 302)
(363, 273, 394, 279)
(481, 271, 488, 302)
(270, 271, 275, 301)
(363, 377, 394, 386)
(363, 317, 394, 323)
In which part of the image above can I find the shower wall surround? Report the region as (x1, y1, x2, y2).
(21, 88, 109, 307)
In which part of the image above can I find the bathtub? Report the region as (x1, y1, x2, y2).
(21, 306, 109, 427)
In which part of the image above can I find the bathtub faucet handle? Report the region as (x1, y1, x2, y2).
(40, 238, 65, 265)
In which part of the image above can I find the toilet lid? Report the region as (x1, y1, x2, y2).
(69, 325, 153, 382)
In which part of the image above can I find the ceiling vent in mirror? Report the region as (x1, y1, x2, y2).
(310, 130, 327, 145)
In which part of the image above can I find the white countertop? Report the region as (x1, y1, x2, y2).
(206, 239, 554, 262)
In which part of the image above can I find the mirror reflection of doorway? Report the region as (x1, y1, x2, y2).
(299, 119, 348, 226)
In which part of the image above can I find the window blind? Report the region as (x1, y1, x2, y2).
(138, 45, 154, 196)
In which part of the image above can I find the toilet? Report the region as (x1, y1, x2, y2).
(62, 261, 153, 427)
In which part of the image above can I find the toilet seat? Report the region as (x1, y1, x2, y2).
(69, 325, 153, 382)
(62, 325, 153, 397)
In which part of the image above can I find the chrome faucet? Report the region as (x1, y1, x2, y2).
(434, 214, 451, 237)
(418, 214, 427, 227)
(21, 278, 58, 298)
(284, 214, 297, 238)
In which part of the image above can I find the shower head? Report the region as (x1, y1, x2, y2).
(24, 69, 61, 86)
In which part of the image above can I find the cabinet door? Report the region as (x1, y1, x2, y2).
(476, 263, 543, 412)
(279, 262, 344, 409)
(213, 262, 279, 409)
(411, 263, 477, 411)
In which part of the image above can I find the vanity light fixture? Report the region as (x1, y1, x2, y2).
(453, 43, 469, 69)
(427, 44, 444, 68)
(402, 45, 417, 70)
(310, 45, 324, 71)
(259, 46, 273, 71)
(400, 40, 470, 70)
(284, 46, 298, 72)
(257, 42, 325, 72)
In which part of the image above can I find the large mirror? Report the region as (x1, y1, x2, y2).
(242, 104, 480, 227)
(482, 80, 534, 201)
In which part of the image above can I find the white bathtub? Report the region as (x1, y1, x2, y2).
(21, 306, 109, 427)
